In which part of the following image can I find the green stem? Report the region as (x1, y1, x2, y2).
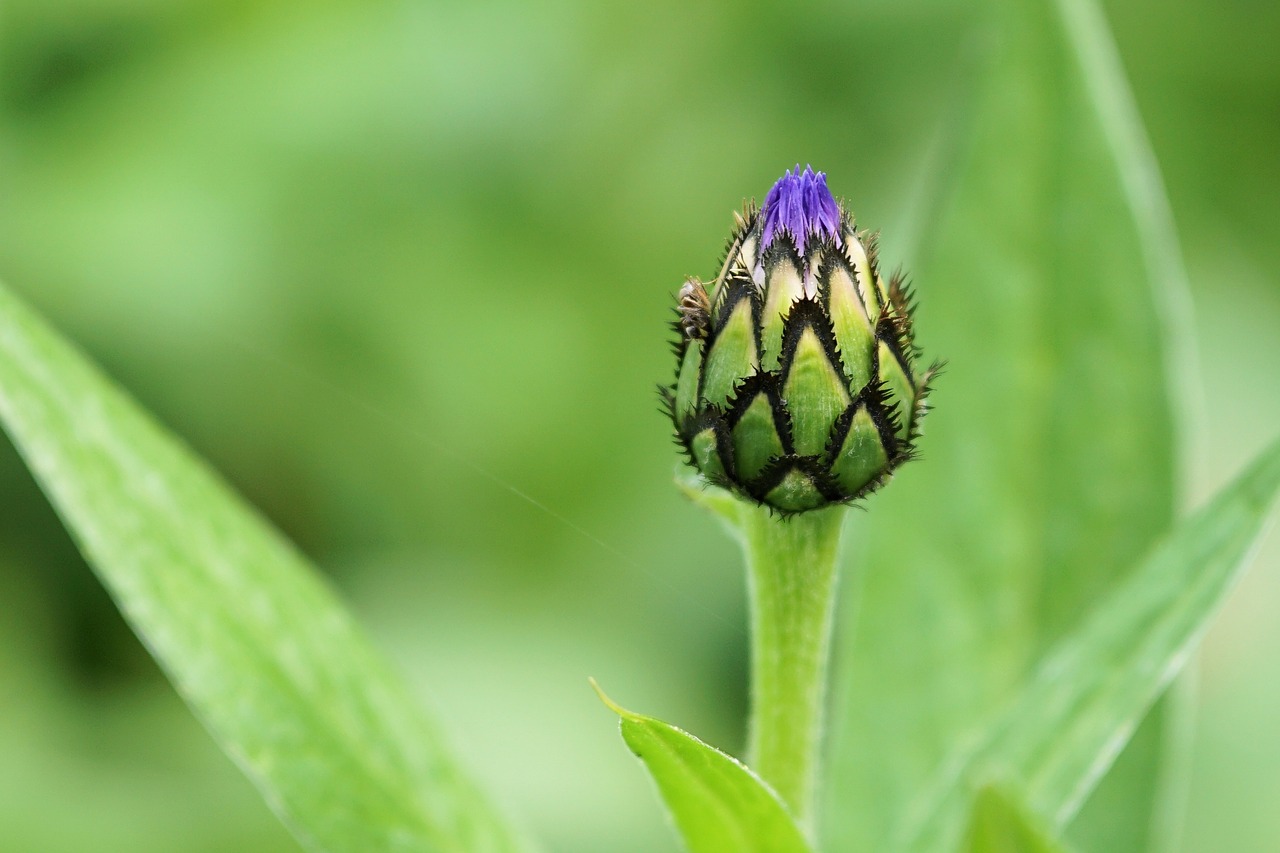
(739, 503, 848, 831)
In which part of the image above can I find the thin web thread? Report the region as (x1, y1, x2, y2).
(207, 327, 736, 631)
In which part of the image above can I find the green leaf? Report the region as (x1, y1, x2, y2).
(963, 786, 1072, 853)
(591, 680, 812, 853)
(0, 280, 532, 853)
(901, 436, 1280, 851)
(823, 0, 1194, 848)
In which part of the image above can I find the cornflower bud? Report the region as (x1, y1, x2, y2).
(664, 166, 939, 513)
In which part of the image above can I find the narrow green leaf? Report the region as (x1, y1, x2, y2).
(901, 436, 1280, 851)
(1050, 1, 1206, 843)
(0, 281, 532, 853)
(824, 0, 1190, 847)
(963, 786, 1072, 853)
(1050, 0, 1203, 473)
(591, 680, 812, 853)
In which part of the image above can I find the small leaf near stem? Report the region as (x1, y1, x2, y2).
(590, 680, 812, 853)
(739, 503, 848, 832)
(964, 786, 1075, 853)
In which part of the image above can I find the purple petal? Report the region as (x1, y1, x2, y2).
(760, 165, 843, 256)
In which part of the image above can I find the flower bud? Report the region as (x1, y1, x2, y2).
(664, 166, 939, 513)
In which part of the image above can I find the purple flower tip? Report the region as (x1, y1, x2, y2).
(761, 165, 842, 256)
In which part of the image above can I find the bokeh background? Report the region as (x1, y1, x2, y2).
(0, 0, 1277, 850)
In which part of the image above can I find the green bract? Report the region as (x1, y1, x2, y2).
(664, 167, 938, 513)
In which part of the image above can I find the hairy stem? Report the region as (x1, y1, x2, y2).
(740, 503, 847, 831)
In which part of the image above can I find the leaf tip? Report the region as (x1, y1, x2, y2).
(588, 677, 631, 719)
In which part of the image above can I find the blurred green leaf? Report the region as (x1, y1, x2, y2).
(824, 0, 1191, 848)
(963, 786, 1072, 853)
(0, 279, 533, 853)
(901, 435, 1280, 851)
(592, 680, 812, 853)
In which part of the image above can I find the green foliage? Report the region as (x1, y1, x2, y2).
(963, 787, 1071, 853)
(1, 0, 1279, 850)
(4, 263, 1277, 852)
(902, 435, 1280, 850)
(0, 281, 532, 853)
(592, 681, 812, 853)
(824, 0, 1188, 848)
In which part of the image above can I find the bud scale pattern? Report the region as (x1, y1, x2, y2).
(662, 167, 940, 513)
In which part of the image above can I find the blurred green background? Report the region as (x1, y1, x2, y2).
(0, 0, 1277, 850)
